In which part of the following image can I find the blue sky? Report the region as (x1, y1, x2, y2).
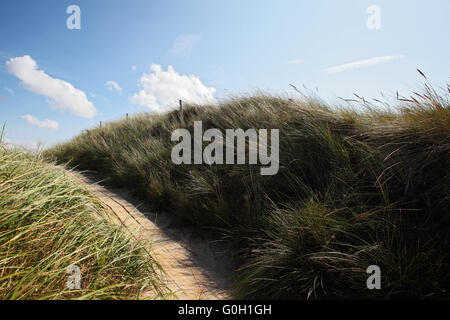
(0, 0, 449, 148)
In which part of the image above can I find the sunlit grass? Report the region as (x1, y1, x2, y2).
(0, 137, 169, 300)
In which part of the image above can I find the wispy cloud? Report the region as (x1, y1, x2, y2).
(6, 55, 96, 119)
(170, 34, 201, 58)
(105, 80, 123, 95)
(323, 55, 405, 73)
(131, 65, 137, 71)
(287, 59, 304, 65)
(21, 114, 59, 130)
(4, 87, 14, 96)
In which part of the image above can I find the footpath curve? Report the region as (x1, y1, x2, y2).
(65, 169, 231, 300)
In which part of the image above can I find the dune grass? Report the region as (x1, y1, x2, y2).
(0, 137, 169, 300)
(47, 80, 450, 299)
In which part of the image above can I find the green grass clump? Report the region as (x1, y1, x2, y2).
(0, 140, 168, 300)
(47, 80, 450, 299)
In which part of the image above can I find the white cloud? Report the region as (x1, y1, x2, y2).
(131, 64, 216, 113)
(170, 34, 201, 58)
(287, 59, 304, 65)
(106, 80, 123, 95)
(131, 65, 137, 71)
(6, 55, 96, 119)
(3, 138, 45, 151)
(21, 114, 59, 130)
(323, 55, 405, 73)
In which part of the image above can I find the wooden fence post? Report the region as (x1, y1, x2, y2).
(179, 100, 183, 121)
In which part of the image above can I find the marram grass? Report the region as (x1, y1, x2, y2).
(0, 141, 169, 300)
(48, 81, 449, 299)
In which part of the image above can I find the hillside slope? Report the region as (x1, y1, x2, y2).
(48, 83, 450, 299)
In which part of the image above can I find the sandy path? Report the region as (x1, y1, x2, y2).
(65, 169, 231, 300)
